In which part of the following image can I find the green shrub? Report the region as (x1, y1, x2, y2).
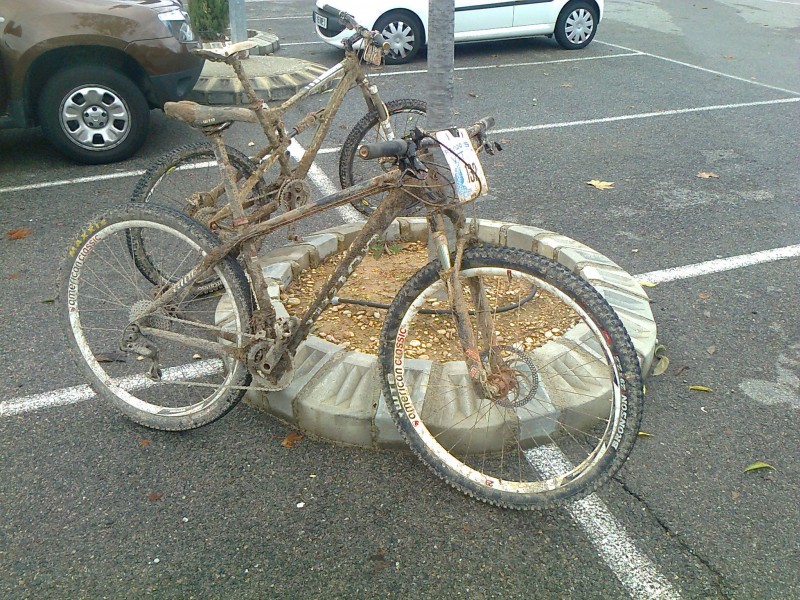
(188, 0, 230, 41)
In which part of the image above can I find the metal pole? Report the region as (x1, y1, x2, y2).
(229, 0, 247, 44)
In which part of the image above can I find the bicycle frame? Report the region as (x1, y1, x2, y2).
(138, 158, 495, 390)
(193, 42, 402, 225)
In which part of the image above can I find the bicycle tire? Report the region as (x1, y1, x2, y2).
(128, 142, 267, 292)
(61, 203, 253, 431)
(339, 98, 427, 216)
(379, 245, 644, 509)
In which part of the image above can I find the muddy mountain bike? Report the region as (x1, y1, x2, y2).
(131, 8, 426, 224)
(62, 99, 644, 509)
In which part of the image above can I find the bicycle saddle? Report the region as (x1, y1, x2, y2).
(193, 40, 258, 63)
(164, 101, 258, 127)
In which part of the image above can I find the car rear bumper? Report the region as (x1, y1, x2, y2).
(149, 61, 205, 105)
(313, 6, 352, 48)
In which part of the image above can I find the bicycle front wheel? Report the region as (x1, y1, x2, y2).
(61, 204, 253, 431)
(339, 98, 427, 216)
(128, 142, 268, 291)
(379, 245, 644, 509)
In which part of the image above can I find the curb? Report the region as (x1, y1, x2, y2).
(189, 31, 333, 105)
(202, 30, 281, 56)
(234, 218, 657, 449)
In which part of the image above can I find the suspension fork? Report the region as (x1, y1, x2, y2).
(430, 212, 500, 392)
(355, 68, 395, 140)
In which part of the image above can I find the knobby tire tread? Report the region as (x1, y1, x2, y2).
(378, 244, 644, 510)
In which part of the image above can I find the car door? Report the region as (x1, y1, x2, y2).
(513, 0, 559, 27)
(455, 0, 513, 36)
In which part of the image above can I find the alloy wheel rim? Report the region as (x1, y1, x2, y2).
(60, 85, 131, 151)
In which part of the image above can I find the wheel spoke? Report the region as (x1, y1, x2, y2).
(381, 247, 643, 508)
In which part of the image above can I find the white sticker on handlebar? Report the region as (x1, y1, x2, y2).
(434, 128, 488, 203)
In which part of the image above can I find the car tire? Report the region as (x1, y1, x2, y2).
(38, 65, 149, 164)
(554, 1, 598, 50)
(374, 10, 424, 65)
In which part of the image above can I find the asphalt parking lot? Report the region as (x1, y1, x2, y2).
(1, 1, 799, 598)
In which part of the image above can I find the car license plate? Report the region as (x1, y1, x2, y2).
(435, 129, 488, 203)
(313, 13, 327, 29)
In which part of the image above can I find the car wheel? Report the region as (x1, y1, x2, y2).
(554, 1, 598, 50)
(374, 10, 424, 65)
(38, 65, 149, 164)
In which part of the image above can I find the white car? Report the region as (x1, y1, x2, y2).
(313, 0, 603, 64)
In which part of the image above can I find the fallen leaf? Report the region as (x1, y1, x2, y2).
(698, 292, 711, 300)
(147, 491, 164, 501)
(689, 385, 713, 392)
(743, 461, 775, 473)
(638, 280, 657, 287)
(638, 431, 653, 438)
(696, 171, 719, 179)
(41, 298, 56, 303)
(468, 92, 477, 98)
(6, 227, 33, 240)
(706, 345, 716, 355)
(731, 491, 740, 500)
(561, 82, 574, 88)
(723, 54, 735, 60)
(586, 179, 615, 190)
(675, 365, 690, 376)
(139, 438, 151, 448)
(296, 501, 306, 508)
(6, 272, 21, 280)
(651, 344, 669, 376)
(652, 355, 670, 376)
(281, 431, 304, 448)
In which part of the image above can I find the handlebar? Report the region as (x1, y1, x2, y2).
(358, 116, 496, 160)
(322, 5, 389, 50)
(321, 5, 358, 29)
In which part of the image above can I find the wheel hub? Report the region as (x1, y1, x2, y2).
(482, 345, 539, 409)
(83, 105, 109, 128)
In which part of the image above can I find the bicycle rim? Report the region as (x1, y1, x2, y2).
(63, 206, 253, 430)
(380, 246, 643, 509)
(128, 143, 265, 291)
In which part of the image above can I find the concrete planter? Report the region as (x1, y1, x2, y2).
(234, 218, 656, 449)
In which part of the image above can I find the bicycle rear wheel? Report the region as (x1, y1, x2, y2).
(379, 245, 643, 509)
(339, 98, 427, 216)
(128, 142, 268, 292)
(61, 204, 253, 431)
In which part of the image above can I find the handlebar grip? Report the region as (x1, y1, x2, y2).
(358, 139, 409, 160)
(479, 116, 495, 131)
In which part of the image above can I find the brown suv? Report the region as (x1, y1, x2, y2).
(0, 0, 204, 164)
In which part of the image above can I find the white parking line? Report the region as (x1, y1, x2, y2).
(527, 446, 681, 599)
(596, 41, 800, 96)
(637, 244, 800, 284)
(3, 96, 797, 195)
(493, 97, 800, 134)
(369, 51, 643, 78)
(4, 241, 799, 416)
